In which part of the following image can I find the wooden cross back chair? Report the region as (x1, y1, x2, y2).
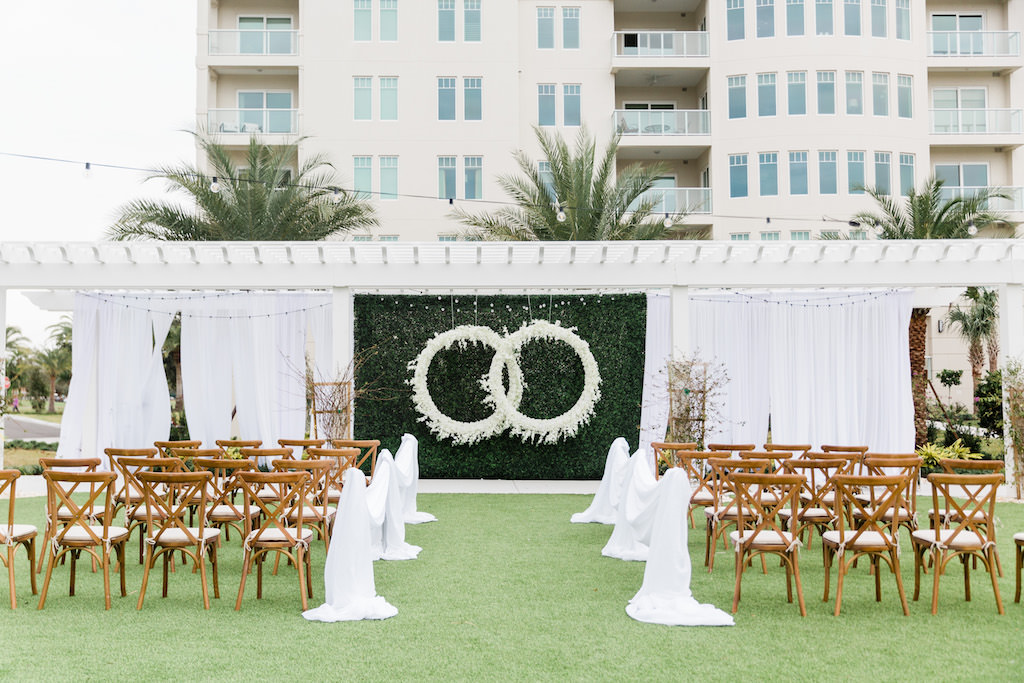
(36, 457, 101, 575)
(859, 455, 922, 534)
(215, 439, 263, 450)
(330, 439, 380, 477)
(821, 444, 869, 455)
(37, 471, 129, 610)
(278, 439, 327, 460)
(1016, 531, 1024, 604)
(764, 443, 812, 456)
(154, 440, 202, 457)
(192, 457, 257, 541)
(931, 459, 1005, 578)
(822, 474, 910, 617)
(306, 447, 361, 504)
(650, 441, 698, 480)
(779, 457, 847, 554)
(0, 470, 38, 608)
(804, 450, 863, 476)
(103, 447, 159, 521)
(911, 473, 1004, 615)
(704, 457, 770, 572)
(107, 454, 185, 564)
(272, 459, 336, 552)
(707, 443, 756, 455)
(729, 472, 807, 617)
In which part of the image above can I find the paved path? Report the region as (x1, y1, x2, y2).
(3, 415, 61, 442)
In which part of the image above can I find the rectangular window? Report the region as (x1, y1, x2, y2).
(438, 0, 455, 41)
(874, 151, 891, 194)
(730, 154, 749, 198)
(787, 0, 804, 35)
(895, 0, 909, 39)
(899, 152, 914, 195)
(872, 72, 889, 116)
(759, 152, 779, 196)
(465, 78, 482, 120)
(464, 0, 481, 41)
(380, 0, 398, 40)
(380, 156, 398, 200)
(355, 0, 372, 41)
(789, 151, 808, 194)
(728, 0, 745, 41)
(438, 235, 458, 242)
(819, 150, 837, 194)
(817, 71, 835, 114)
(757, 73, 777, 116)
(380, 77, 398, 120)
(378, 235, 399, 241)
(791, 230, 810, 239)
(761, 231, 781, 240)
(538, 84, 556, 125)
(563, 7, 580, 49)
(757, 0, 775, 37)
(353, 156, 372, 198)
(537, 7, 555, 48)
(465, 156, 482, 199)
(438, 156, 457, 199)
(438, 77, 456, 120)
(848, 151, 865, 193)
(728, 75, 747, 119)
(844, 0, 860, 36)
(563, 84, 581, 126)
(845, 71, 863, 115)
(354, 77, 372, 120)
(816, 0, 833, 35)
(787, 72, 806, 115)
(538, 161, 555, 201)
(870, 0, 886, 37)
(850, 229, 867, 239)
(731, 233, 751, 241)
(897, 74, 912, 118)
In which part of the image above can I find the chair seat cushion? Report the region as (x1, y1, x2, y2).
(58, 526, 130, 544)
(822, 529, 895, 549)
(249, 527, 314, 544)
(207, 504, 258, 521)
(0, 524, 38, 542)
(911, 528, 987, 550)
(1014, 532, 1024, 544)
(151, 527, 222, 545)
(690, 492, 714, 505)
(287, 505, 336, 521)
(729, 529, 799, 548)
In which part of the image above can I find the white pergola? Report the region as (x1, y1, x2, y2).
(2, 239, 1022, 483)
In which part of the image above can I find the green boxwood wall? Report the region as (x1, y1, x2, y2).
(353, 293, 646, 479)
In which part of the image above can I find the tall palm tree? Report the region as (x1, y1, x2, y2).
(946, 287, 999, 396)
(108, 135, 378, 241)
(452, 126, 694, 241)
(4, 326, 30, 394)
(34, 346, 69, 414)
(853, 177, 1007, 446)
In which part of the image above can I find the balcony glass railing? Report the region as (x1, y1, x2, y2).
(940, 186, 1024, 212)
(208, 30, 298, 56)
(614, 110, 710, 136)
(209, 109, 298, 134)
(633, 187, 712, 214)
(930, 108, 1023, 134)
(613, 31, 709, 58)
(928, 31, 1020, 57)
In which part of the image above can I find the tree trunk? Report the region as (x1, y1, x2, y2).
(968, 339, 984, 399)
(910, 308, 929, 447)
(47, 375, 57, 414)
(987, 333, 999, 374)
(174, 353, 184, 413)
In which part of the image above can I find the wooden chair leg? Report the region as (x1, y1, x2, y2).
(791, 553, 807, 617)
(102, 552, 112, 610)
(297, 547, 308, 611)
(7, 546, 16, 609)
(27, 538, 38, 596)
(731, 547, 744, 613)
(211, 543, 220, 600)
(69, 550, 77, 596)
(235, 549, 251, 610)
(199, 549, 210, 610)
(987, 549, 1004, 615)
(892, 551, 909, 616)
(137, 545, 154, 610)
(1015, 545, 1022, 603)
(931, 550, 943, 615)
(833, 558, 846, 616)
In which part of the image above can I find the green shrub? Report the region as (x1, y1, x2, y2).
(975, 370, 1003, 438)
(15, 463, 43, 476)
(4, 440, 58, 451)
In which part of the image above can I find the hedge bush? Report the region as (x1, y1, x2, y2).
(353, 293, 646, 479)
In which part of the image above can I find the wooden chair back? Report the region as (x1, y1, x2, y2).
(42, 471, 118, 548)
(764, 443, 812, 455)
(862, 455, 922, 526)
(781, 457, 847, 511)
(272, 459, 333, 505)
(104, 448, 160, 508)
(739, 450, 795, 472)
(306, 447, 361, 494)
(239, 448, 292, 467)
(278, 439, 327, 459)
(651, 441, 698, 479)
(804, 450, 862, 474)
(136, 471, 214, 546)
(831, 474, 907, 549)
(821, 444, 869, 454)
(330, 439, 380, 475)
(707, 457, 770, 510)
(236, 471, 311, 546)
(0, 470, 21, 541)
(216, 439, 263, 449)
(707, 443, 756, 455)
(154, 440, 202, 456)
(731, 472, 805, 540)
(938, 458, 1004, 474)
(924, 473, 1003, 548)
(38, 457, 102, 471)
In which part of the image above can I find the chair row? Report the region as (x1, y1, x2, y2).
(152, 438, 380, 474)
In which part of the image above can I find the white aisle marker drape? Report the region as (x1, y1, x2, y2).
(601, 448, 659, 561)
(366, 450, 421, 560)
(571, 437, 631, 524)
(393, 434, 437, 524)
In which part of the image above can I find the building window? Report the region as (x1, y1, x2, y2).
(354, 77, 372, 120)
(537, 7, 555, 48)
(845, 71, 863, 115)
(539, 161, 555, 201)
(874, 151, 891, 194)
(850, 229, 867, 239)
(815, 0, 833, 35)
(895, 0, 909, 40)
(761, 231, 781, 240)
(787, 0, 804, 35)
(870, 0, 886, 37)
(848, 151, 865, 193)
(438, 0, 455, 41)
(730, 154, 749, 198)
(789, 151, 808, 194)
(728, 75, 747, 119)
(936, 163, 989, 198)
(872, 72, 889, 116)
(727, 0, 745, 41)
(465, 156, 482, 199)
(759, 152, 779, 196)
(438, 156, 456, 199)
(538, 84, 556, 125)
(787, 71, 806, 115)
(465, 0, 481, 41)
(897, 74, 912, 118)
(378, 235, 399, 241)
(438, 77, 456, 120)
(380, 156, 398, 199)
(731, 233, 751, 241)
(438, 234, 458, 242)
(355, 0, 372, 41)
(758, 73, 777, 116)
(380, 0, 398, 40)
(844, 0, 860, 36)
(819, 150, 837, 194)
(757, 0, 775, 37)
(899, 153, 914, 196)
(354, 156, 372, 198)
(791, 230, 810, 239)
(820, 230, 839, 238)
(380, 77, 398, 120)
(817, 71, 835, 115)
(563, 84, 581, 126)
(563, 7, 580, 49)
(352, 235, 373, 242)
(465, 77, 482, 120)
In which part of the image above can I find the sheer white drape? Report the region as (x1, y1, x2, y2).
(639, 292, 671, 452)
(55, 296, 99, 461)
(180, 300, 235, 449)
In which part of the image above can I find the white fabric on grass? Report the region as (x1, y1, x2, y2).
(366, 450, 421, 561)
(393, 433, 437, 524)
(302, 468, 398, 622)
(626, 467, 735, 626)
(571, 437, 631, 524)
(602, 447, 659, 561)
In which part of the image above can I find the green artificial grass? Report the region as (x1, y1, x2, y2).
(1, 493, 1023, 681)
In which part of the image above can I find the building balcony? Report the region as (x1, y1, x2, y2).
(927, 31, 1021, 73)
(929, 108, 1023, 148)
(613, 31, 708, 58)
(614, 109, 709, 137)
(611, 31, 709, 87)
(940, 186, 1024, 215)
(208, 108, 298, 137)
(635, 187, 712, 215)
(208, 29, 298, 56)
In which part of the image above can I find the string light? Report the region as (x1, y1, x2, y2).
(556, 207, 567, 222)
(663, 214, 673, 229)
(209, 177, 220, 193)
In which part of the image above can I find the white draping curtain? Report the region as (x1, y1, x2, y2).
(180, 299, 235, 449)
(55, 296, 99, 461)
(639, 292, 671, 452)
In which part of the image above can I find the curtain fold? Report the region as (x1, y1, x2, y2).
(180, 299, 235, 449)
(638, 291, 671, 452)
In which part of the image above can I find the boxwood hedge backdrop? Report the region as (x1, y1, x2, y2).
(353, 293, 646, 479)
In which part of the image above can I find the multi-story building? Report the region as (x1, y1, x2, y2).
(195, 0, 1023, 242)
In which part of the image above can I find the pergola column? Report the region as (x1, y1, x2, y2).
(331, 286, 354, 378)
(0, 287, 6, 469)
(999, 283, 1024, 494)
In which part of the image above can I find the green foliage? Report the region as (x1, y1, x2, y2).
(353, 293, 646, 479)
(936, 369, 962, 389)
(169, 410, 190, 441)
(975, 369, 1003, 438)
(13, 463, 43, 476)
(916, 438, 981, 470)
(4, 440, 59, 452)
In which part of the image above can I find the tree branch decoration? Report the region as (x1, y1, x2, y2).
(1001, 359, 1024, 498)
(666, 354, 730, 450)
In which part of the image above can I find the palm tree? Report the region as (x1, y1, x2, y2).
(452, 126, 694, 241)
(34, 346, 69, 414)
(108, 135, 378, 241)
(853, 177, 1007, 446)
(4, 326, 31, 395)
(946, 287, 999, 396)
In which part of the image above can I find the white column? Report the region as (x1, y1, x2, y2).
(0, 288, 6, 469)
(670, 285, 690, 357)
(998, 283, 1024, 497)
(331, 287, 354, 437)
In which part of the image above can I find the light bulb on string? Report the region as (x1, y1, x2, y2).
(331, 188, 342, 204)
(210, 177, 221, 194)
(556, 207, 567, 222)
(663, 213, 673, 229)
(967, 221, 978, 236)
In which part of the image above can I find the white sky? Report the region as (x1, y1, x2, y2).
(0, 1, 196, 345)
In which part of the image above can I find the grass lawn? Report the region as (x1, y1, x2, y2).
(1, 493, 1023, 681)
(2, 448, 50, 470)
(14, 411, 63, 424)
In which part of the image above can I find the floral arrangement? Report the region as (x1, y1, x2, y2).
(666, 353, 730, 449)
(223, 446, 244, 460)
(408, 320, 601, 445)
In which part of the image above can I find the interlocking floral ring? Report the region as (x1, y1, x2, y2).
(408, 320, 602, 445)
